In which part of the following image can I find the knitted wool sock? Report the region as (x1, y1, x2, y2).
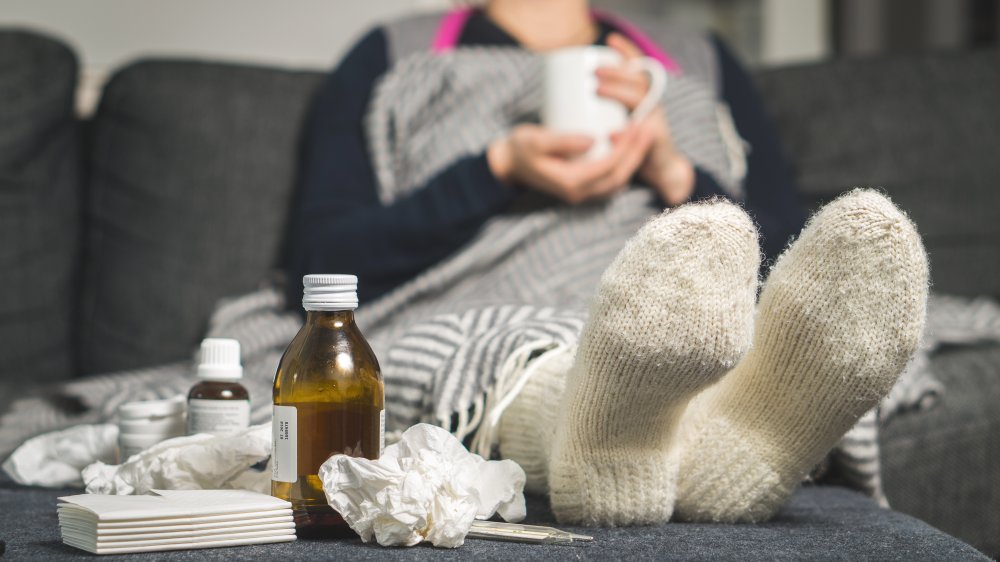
(497, 345, 574, 494)
(674, 189, 929, 523)
(547, 200, 760, 526)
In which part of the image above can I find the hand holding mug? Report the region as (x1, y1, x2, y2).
(487, 123, 656, 204)
(542, 41, 666, 160)
(597, 33, 695, 206)
(492, 35, 693, 206)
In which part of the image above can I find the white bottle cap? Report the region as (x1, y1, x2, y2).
(302, 274, 359, 311)
(197, 338, 243, 380)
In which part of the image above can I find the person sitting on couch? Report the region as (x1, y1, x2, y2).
(284, 0, 807, 307)
(283, 0, 929, 526)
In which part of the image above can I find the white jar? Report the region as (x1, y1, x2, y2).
(117, 396, 186, 461)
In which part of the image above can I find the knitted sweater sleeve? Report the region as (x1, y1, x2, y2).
(284, 28, 517, 308)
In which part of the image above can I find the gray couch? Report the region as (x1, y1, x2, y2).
(0, 28, 996, 559)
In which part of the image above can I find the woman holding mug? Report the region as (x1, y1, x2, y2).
(284, 0, 927, 527)
(286, 0, 805, 306)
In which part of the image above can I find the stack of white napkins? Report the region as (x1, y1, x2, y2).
(57, 489, 296, 555)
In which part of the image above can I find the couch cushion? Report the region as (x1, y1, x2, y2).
(0, 483, 988, 560)
(755, 49, 1000, 297)
(79, 60, 321, 375)
(0, 29, 80, 383)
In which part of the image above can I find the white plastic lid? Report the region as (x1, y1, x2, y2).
(302, 274, 359, 311)
(118, 395, 187, 420)
(197, 338, 243, 380)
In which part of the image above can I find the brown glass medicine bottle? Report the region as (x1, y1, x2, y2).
(271, 274, 384, 538)
(187, 338, 250, 436)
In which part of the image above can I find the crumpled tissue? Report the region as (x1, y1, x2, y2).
(2, 424, 119, 487)
(82, 424, 272, 495)
(319, 423, 526, 548)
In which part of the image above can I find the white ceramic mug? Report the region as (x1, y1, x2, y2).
(542, 46, 667, 159)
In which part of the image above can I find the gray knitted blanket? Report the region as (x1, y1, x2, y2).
(2, 44, 993, 507)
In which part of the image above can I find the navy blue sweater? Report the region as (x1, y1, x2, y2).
(284, 13, 806, 308)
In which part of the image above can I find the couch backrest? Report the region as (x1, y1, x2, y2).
(79, 60, 322, 375)
(755, 49, 1000, 298)
(0, 29, 81, 383)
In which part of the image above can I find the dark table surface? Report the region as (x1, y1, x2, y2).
(0, 482, 987, 561)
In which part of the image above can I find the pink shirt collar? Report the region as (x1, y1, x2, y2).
(431, 7, 682, 75)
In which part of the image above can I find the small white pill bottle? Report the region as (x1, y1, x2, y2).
(117, 396, 187, 461)
(186, 338, 251, 436)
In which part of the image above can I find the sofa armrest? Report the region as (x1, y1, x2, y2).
(881, 343, 1000, 558)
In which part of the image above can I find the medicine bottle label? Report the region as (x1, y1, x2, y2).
(379, 409, 385, 457)
(187, 399, 250, 436)
(272, 405, 298, 483)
